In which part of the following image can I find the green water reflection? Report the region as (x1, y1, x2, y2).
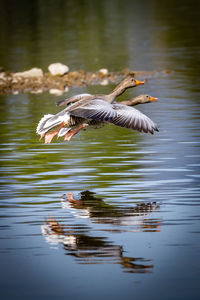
(1, 0, 200, 73)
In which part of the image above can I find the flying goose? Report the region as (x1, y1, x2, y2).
(36, 94, 158, 143)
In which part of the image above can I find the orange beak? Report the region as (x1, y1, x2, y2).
(150, 96, 158, 102)
(135, 79, 145, 86)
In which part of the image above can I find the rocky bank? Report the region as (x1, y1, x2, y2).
(0, 64, 171, 95)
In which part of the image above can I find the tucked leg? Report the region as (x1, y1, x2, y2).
(64, 123, 88, 141)
(44, 122, 66, 144)
(45, 130, 59, 144)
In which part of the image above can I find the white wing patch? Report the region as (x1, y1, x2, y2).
(57, 127, 71, 137)
(36, 114, 54, 134)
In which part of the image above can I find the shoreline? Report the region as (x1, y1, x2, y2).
(0, 67, 171, 95)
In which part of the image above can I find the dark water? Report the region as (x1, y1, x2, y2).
(0, 1, 200, 299)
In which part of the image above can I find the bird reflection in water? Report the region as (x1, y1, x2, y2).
(42, 191, 162, 273)
(61, 190, 161, 232)
(42, 217, 153, 273)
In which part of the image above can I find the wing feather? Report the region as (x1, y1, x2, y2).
(111, 104, 159, 134)
(69, 99, 117, 122)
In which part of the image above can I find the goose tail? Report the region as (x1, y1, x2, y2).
(36, 111, 70, 136)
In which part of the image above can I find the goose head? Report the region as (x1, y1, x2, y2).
(135, 94, 158, 104)
(120, 76, 145, 89)
(110, 76, 145, 98)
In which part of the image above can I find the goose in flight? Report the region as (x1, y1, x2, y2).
(36, 94, 159, 144)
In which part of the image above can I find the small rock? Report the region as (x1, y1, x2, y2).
(100, 79, 109, 86)
(30, 89, 43, 94)
(12, 90, 19, 95)
(49, 88, 64, 96)
(64, 86, 69, 92)
(0, 72, 6, 80)
(12, 77, 19, 83)
(48, 63, 69, 76)
(14, 68, 43, 78)
(99, 68, 108, 75)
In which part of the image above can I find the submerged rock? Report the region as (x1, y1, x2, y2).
(48, 63, 69, 76)
(49, 88, 64, 96)
(100, 79, 109, 85)
(12, 90, 19, 95)
(64, 86, 69, 92)
(30, 89, 43, 94)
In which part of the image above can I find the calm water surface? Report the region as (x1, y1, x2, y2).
(0, 1, 200, 299)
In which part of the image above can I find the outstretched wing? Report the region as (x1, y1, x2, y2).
(111, 104, 159, 134)
(56, 93, 92, 107)
(69, 99, 118, 122)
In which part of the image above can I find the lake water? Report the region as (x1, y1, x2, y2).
(0, 1, 200, 299)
